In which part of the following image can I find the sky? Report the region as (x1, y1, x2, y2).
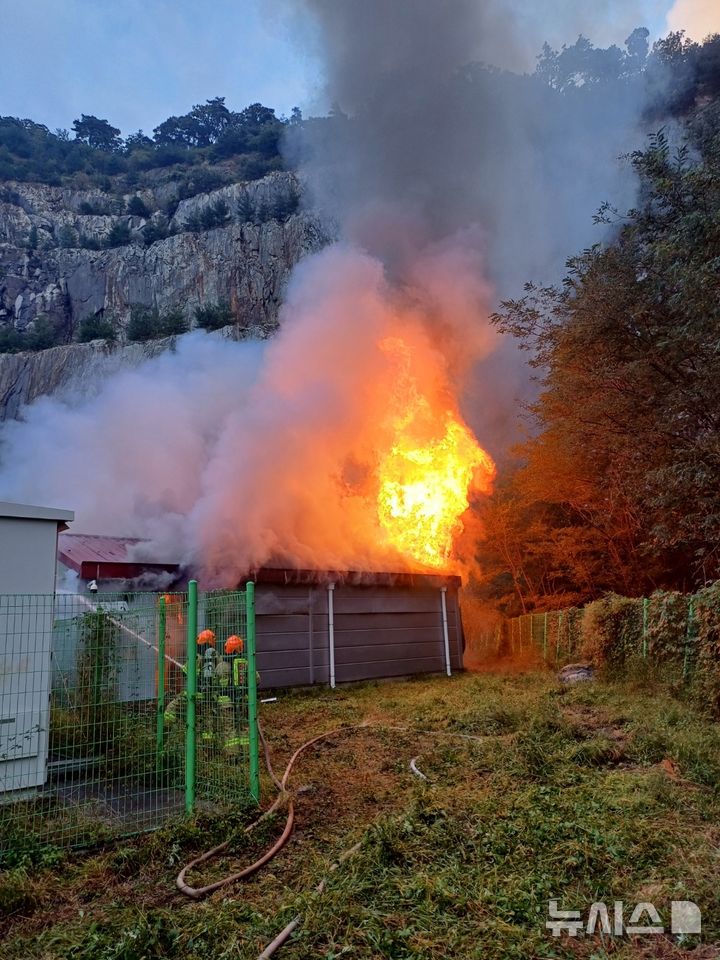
(0, 0, 717, 136)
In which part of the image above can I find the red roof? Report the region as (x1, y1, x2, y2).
(58, 534, 179, 580)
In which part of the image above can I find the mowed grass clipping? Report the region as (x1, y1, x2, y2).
(1, 671, 719, 959)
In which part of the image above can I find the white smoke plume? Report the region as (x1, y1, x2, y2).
(0, 0, 664, 585)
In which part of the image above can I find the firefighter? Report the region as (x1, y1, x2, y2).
(216, 635, 248, 758)
(162, 628, 216, 731)
(164, 629, 249, 760)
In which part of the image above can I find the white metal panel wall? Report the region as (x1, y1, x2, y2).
(0, 517, 60, 794)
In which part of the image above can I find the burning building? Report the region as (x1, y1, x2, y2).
(56, 534, 464, 689)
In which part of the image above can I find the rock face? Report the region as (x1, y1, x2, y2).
(0, 171, 331, 420)
(0, 172, 328, 334)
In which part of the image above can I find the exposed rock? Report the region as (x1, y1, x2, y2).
(0, 172, 329, 332)
(558, 662, 594, 684)
(0, 325, 242, 421)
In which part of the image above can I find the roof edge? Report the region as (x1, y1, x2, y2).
(0, 500, 75, 523)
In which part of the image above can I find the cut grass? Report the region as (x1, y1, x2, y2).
(1, 671, 719, 959)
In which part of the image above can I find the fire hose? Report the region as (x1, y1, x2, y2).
(175, 719, 491, 959)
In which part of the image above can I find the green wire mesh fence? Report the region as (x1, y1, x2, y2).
(505, 607, 586, 663)
(0, 581, 258, 861)
(503, 586, 720, 706)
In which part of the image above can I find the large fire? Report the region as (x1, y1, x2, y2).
(375, 336, 495, 569)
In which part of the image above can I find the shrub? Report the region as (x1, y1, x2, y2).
(104, 220, 132, 247)
(126, 306, 159, 342)
(0, 326, 27, 353)
(79, 199, 106, 215)
(127, 306, 187, 341)
(580, 594, 643, 666)
(57, 224, 78, 248)
(126, 194, 151, 218)
(78, 232, 103, 250)
(77, 314, 117, 342)
(236, 193, 255, 222)
(193, 301, 234, 331)
(142, 216, 169, 246)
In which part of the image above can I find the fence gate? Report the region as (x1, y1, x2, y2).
(0, 581, 258, 860)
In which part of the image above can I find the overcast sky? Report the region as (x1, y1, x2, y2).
(0, 0, 716, 136)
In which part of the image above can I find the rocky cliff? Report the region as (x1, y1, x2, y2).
(0, 171, 327, 334)
(0, 170, 330, 419)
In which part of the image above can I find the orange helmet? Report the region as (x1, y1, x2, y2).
(224, 635, 244, 654)
(197, 629, 216, 646)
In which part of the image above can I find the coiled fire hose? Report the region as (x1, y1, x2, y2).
(175, 720, 489, 958)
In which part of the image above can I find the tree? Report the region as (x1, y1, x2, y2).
(127, 306, 159, 342)
(77, 313, 117, 342)
(153, 97, 233, 147)
(236, 193, 255, 221)
(193, 301, 234, 330)
(104, 220, 132, 247)
(126, 195, 151, 218)
(142, 216, 169, 246)
(127, 306, 187, 341)
(72, 114, 122, 152)
(489, 112, 720, 596)
(57, 224, 78, 248)
(200, 198, 230, 230)
(124, 129, 153, 153)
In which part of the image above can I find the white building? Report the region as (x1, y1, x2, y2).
(0, 501, 74, 795)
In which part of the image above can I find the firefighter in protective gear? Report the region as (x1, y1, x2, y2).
(164, 628, 248, 760)
(216, 635, 249, 757)
(162, 628, 216, 730)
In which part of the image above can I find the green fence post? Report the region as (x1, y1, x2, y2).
(246, 581, 260, 802)
(683, 599, 695, 682)
(156, 597, 166, 775)
(185, 580, 198, 814)
(642, 597, 649, 659)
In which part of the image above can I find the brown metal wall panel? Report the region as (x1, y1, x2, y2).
(332, 588, 443, 615)
(254, 580, 462, 688)
(333, 626, 443, 651)
(254, 629, 326, 654)
(256, 648, 326, 671)
(256, 615, 317, 635)
(334, 640, 445, 666)
(337, 656, 447, 682)
(258, 666, 315, 688)
(332, 611, 441, 632)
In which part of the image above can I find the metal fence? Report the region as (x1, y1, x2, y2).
(0, 580, 258, 859)
(506, 607, 585, 663)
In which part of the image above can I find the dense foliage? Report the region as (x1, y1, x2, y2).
(481, 94, 720, 614)
(0, 97, 291, 186)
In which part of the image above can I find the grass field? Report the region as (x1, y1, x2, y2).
(1, 668, 719, 959)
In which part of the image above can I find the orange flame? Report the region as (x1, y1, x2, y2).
(376, 337, 495, 569)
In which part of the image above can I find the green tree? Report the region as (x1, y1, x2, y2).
(104, 220, 132, 247)
(72, 114, 122, 152)
(77, 314, 117, 342)
(126, 306, 160, 342)
(490, 112, 720, 596)
(236, 193, 255, 222)
(158, 308, 188, 336)
(126, 195, 151, 218)
(193, 301, 234, 330)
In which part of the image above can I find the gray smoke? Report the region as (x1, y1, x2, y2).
(0, 1, 666, 584)
(272, 0, 658, 455)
